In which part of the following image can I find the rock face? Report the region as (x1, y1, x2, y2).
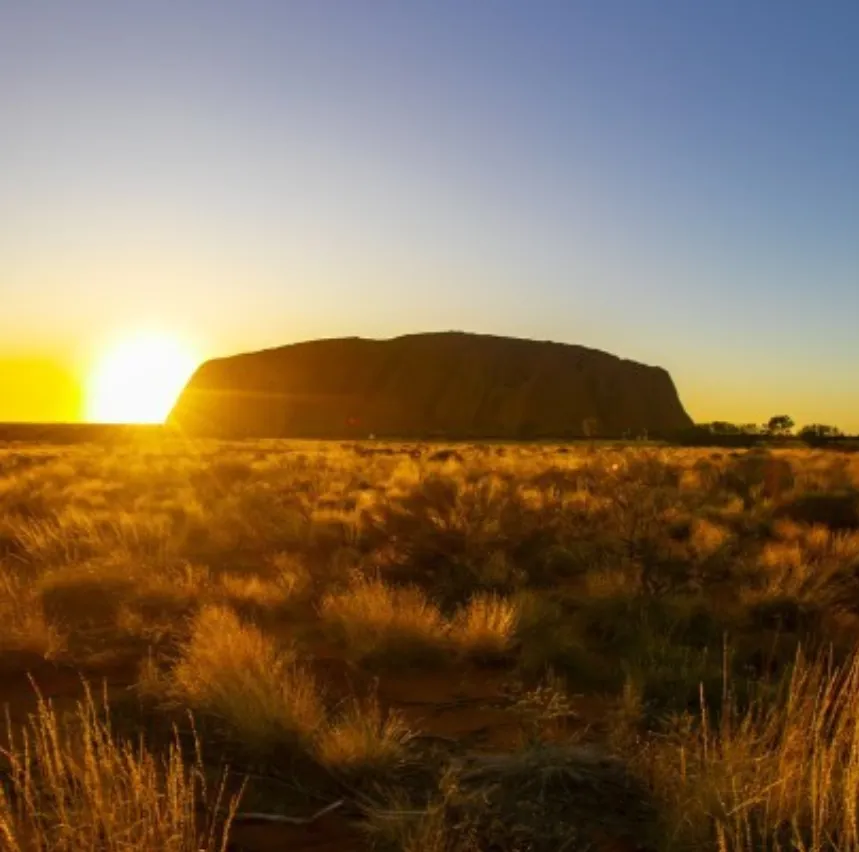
(169, 332, 692, 439)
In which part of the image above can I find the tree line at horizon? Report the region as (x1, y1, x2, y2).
(679, 415, 854, 448)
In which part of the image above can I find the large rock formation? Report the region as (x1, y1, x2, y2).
(169, 332, 692, 439)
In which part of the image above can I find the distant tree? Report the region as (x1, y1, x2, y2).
(798, 424, 843, 446)
(709, 421, 740, 435)
(800, 424, 842, 438)
(739, 423, 761, 435)
(672, 424, 761, 447)
(765, 415, 795, 437)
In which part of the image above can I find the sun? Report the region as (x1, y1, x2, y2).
(86, 332, 199, 424)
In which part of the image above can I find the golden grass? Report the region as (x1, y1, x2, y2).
(364, 777, 479, 852)
(689, 518, 732, 558)
(449, 593, 520, 658)
(168, 604, 324, 749)
(267, 551, 313, 598)
(750, 526, 859, 608)
(320, 574, 449, 662)
(3, 438, 859, 849)
(214, 572, 292, 611)
(0, 573, 64, 657)
(317, 695, 412, 773)
(641, 650, 859, 851)
(322, 580, 519, 663)
(0, 685, 237, 851)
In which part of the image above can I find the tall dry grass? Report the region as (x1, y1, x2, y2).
(164, 603, 413, 776)
(641, 650, 859, 851)
(321, 577, 520, 663)
(0, 686, 237, 851)
(320, 575, 449, 663)
(317, 695, 413, 774)
(168, 604, 324, 750)
(0, 572, 63, 657)
(449, 592, 520, 659)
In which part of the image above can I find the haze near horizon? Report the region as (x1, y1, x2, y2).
(2, 1, 857, 430)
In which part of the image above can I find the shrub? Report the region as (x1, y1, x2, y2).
(319, 575, 449, 664)
(776, 491, 859, 531)
(168, 604, 323, 750)
(317, 695, 412, 775)
(799, 424, 844, 448)
(449, 593, 520, 660)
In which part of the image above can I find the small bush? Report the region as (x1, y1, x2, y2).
(366, 746, 654, 852)
(450, 593, 520, 660)
(689, 518, 731, 558)
(364, 773, 480, 852)
(317, 695, 412, 775)
(319, 575, 449, 664)
(169, 604, 323, 750)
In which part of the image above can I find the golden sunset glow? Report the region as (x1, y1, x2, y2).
(86, 332, 198, 424)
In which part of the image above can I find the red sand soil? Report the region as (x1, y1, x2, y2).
(0, 649, 138, 724)
(228, 818, 365, 852)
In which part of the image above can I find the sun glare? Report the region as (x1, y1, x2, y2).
(87, 332, 199, 424)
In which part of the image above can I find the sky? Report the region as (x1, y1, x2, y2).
(1, 0, 858, 429)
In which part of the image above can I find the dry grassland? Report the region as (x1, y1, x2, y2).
(2, 437, 859, 850)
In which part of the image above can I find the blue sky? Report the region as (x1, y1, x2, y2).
(1, 1, 857, 427)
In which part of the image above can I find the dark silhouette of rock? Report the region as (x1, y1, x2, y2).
(169, 332, 692, 439)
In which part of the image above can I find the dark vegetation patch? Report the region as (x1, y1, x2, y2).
(776, 490, 859, 530)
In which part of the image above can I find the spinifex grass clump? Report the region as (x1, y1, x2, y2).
(317, 694, 413, 775)
(449, 592, 520, 660)
(168, 604, 324, 750)
(320, 574, 450, 664)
